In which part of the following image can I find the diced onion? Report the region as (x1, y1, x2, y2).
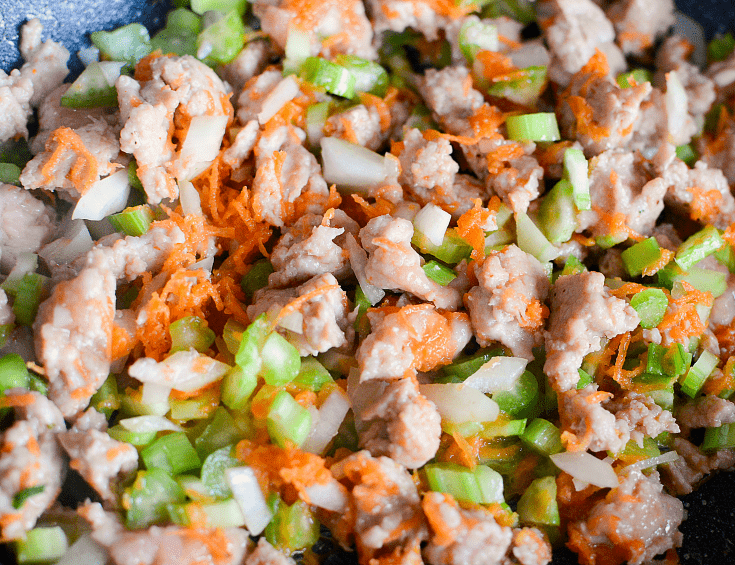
(226, 466, 273, 535)
(550, 451, 619, 489)
(320, 137, 387, 191)
(55, 534, 106, 565)
(179, 180, 203, 216)
(278, 311, 304, 334)
(258, 76, 300, 124)
(509, 41, 550, 69)
(464, 357, 528, 393)
(419, 383, 499, 424)
(5, 253, 38, 286)
(129, 350, 231, 393)
(118, 415, 182, 433)
(188, 255, 215, 272)
(178, 115, 228, 181)
(413, 203, 451, 247)
(346, 233, 385, 305)
(302, 387, 351, 455)
(72, 170, 130, 221)
(141, 382, 172, 406)
(622, 450, 679, 475)
(665, 71, 689, 144)
(304, 480, 349, 513)
(39, 220, 94, 267)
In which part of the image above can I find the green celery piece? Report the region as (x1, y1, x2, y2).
(646, 388, 674, 411)
(300, 57, 356, 99)
(221, 364, 258, 410)
(478, 418, 527, 438)
(614, 436, 660, 460)
(0, 324, 13, 349)
(61, 61, 123, 108)
(674, 225, 724, 271)
(9, 273, 47, 326)
(621, 237, 665, 277)
(200, 445, 240, 499)
(629, 288, 668, 329)
(260, 331, 301, 386)
(15, 527, 67, 564)
(241, 259, 274, 298)
(505, 113, 560, 142)
(662, 343, 692, 379)
(195, 406, 244, 459)
(458, 19, 498, 62)
(334, 54, 389, 98)
(191, 0, 248, 16)
(516, 476, 559, 526)
(294, 357, 333, 392)
(539, 179, 576, 244)
(0, 353, 30, 393)
(576, 368, 593, 389)
(235, 314, 269, 369)
(412, 227, 472, 265)
(265, 497, 320, 552)
(109, 205, 154, 236)
(676, 144, 697, 167)
(0, 163, 21, 185)
(701, 423, 735, 451)
(616, 68, 652, 89)
(91, 24, 152, 65)
(127, 159, 145, 192)
(441, 347, 505, 382)
(168, 498, 246, 528)
(197, 10, 246, 65)
(141, 432, 202, 475)
(516, 212, 559, 262)
(488, 66, 547, 106)
(645, 342, 666, 376)
(12, 485, 45, 509)
(267, 390, 312, 448)
(422, 260, 457, 286)
(107, 424, 158, 446)
(89, 374, 120, 418)
(560, 255, 587, 276)
(352, 284, 372, 335)
(151, 24, 199, 57)
(520, 418, 563, 456)
(123, 468, 186, 529)
(708, 32, 735, 62)
(715, 242, 735, 273)
(492, 371, 540, 419)
(169, 315, 215, 353)
(680, 350, 719, 398)
(482, 0, 536, 24)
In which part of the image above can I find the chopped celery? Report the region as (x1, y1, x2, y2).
(109, 205, 154, 236)
(91, 23, 152, 65)
(520, 418, 563, 456)
(195, 407, 244, 459)
(294, 357, 333, 391)
(412, 228, 473, 265)
(441, 347, 505, 382)
(168, 498, 246, 528)
(482, 0, 536, 24)
(260, 331, 301, 386)
(0, 163, 21, 185)
(621, 238, 666, 277)
(221, 365, 258, 410)
(15, 526, 67, 564)
(478, 418, 527, 438)
(300, 57, 356, 98)
(234, 314, 269, 373)
(89, 374, 120, 418)
(8, 273, 47, 326)
(614, 436, 660, 460)
(715, 242, 735, 273)
(352, 284, 372, 336)
(241, 259, 274, 298)
(283, 26, 311, 75)
(0, 353, 30, 393)
(123, 468, 186, 529)
(422, 260, 457, 286)
(223, 318, 247, 355)
(265, 497, 320, 552)
(200, 445, 240, 498)
(676, 144, 697, 167)
(516, 476, 559, 526)
(169, 316, 215, 353)
(505, 113, 560, 142)
(629, 288, 668, 329)
(487, 66, 547, 106)
(662, 343, 692, 379)
(12, 485, 45, 510)
(674, 225, 724, 271)
(127, 159, 145, 192)
(0, 324, 13, 349)
(141, 432, 202, 475)
(60, 61, 124, 108)
(306, 101, 329, 148)
(539, 179, 576, 244)
(616, 68, 652, 89)
(680, 350, 719, 398)
(576, 368, 593, 389)
(169, 383, 220, 421)
(516, 212, 559, 262)
(425, 462, 504, 504)
(658, 264, 727, 296)
(197, 10, 246, 65)
(560, 255, 587, 277)
(708, 32, 735, 62)
(458, 19, 498, 62)
(645, 342, 666, 376)
(191, 0, 248, 16)
(562, 148, 590, 211)
(334, 55, 389, 97)
(701, 423, 735, 451)
(646, 388, 674, 411)
(492, 371, 540, 419)
(267, 390, 312, 448)
(107, 424, 157, 446)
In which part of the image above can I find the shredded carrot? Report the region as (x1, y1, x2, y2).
(0, 393, 37, 409)
(486, 142, 526, 175)
(40, 127, 101, 194)
(474, 50, 517, 83)
(687, 185, 723, 223)
(351, 193, 395, 219)
(519, 300, 549, 331)
(657, 282, 713, 345)
(467, 104, 506, 140)
(456, 198, 494, 262)
(566, 96, 611, 141)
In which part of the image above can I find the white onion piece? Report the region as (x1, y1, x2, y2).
(419, 383, 499, 424)
(98, 61, 126, 86)
(258, 76, 300, 125)
(302, 387, 351, 455)
(674, 11, 706, 69)
(189, 255, 214, 272)
(320, 137, 387, 191)
(179, 180, 203, 216)
(5, 252, 38, 286)
(413, 203, 451, 247)
(509, 40, 550, 69)
(226, 466, 273, 535)
(464, 357, 528, 394)
(621, 450, 679, 475)
(129, 350, 231, 393)
(55, 534, 106, 565)
(39, 220, 94, 266)
(304, 480, 349, 513)
(178, 115, 228, 181)
(278, 310, 304, 334)
(550, 451, 619, 489)
(141, 381, 172, 407)
(346, 233, 385, 305)
(119, 415, 182, 433)
(72, 170, 130, 221)
(665, 70, 689, 145)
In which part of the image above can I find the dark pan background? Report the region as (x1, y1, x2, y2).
(1, 0, 735, 563)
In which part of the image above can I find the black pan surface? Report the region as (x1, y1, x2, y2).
(1, 0, 735, 564)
